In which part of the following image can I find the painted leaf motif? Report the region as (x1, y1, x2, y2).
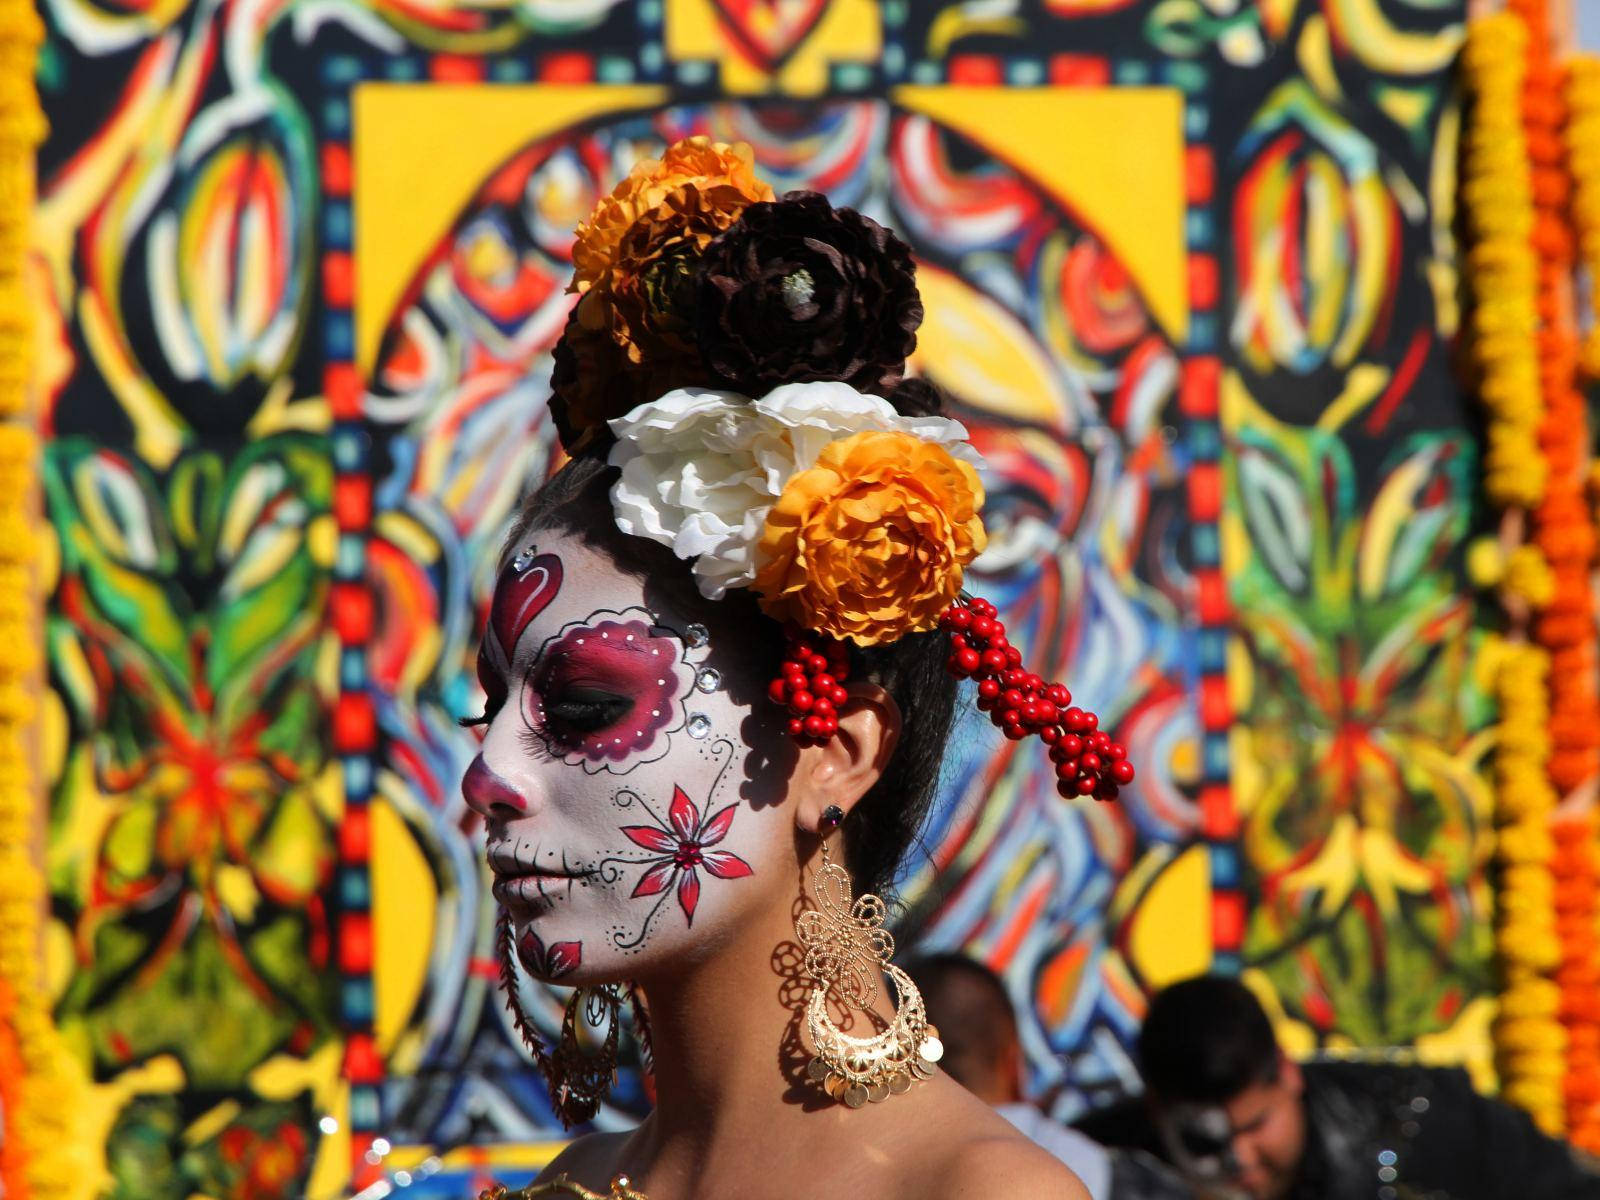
(701, 851, 753, 880)
(632, 861, 676, 897)
(622, 826, 677, 853)
(668, 785, 700, 841)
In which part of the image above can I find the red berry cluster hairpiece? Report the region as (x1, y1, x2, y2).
(765, 597, 1133, 800)
(769, 627, 852, 743)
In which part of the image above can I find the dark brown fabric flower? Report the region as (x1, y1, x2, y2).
(694, 191, 923, 397)
(549, 292, 712, 454)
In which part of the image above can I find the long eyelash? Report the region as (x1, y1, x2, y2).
(458, 713, 490, 728)
(518, 718, 562, 763)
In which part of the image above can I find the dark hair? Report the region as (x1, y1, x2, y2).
(1137, 975, 1282, 1104)
(505, 382, 959, 896)
(902, 953, 1017, 1091)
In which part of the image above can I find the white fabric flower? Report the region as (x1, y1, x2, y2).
(608, 380, 979, 602)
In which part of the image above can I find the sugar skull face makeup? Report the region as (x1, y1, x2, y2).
(464, 533, 788, 985)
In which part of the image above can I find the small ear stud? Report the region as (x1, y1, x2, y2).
(820, 805, 844, 832)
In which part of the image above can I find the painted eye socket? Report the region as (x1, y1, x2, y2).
(541, 685, 633, 735)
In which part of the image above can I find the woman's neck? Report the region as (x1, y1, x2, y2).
(622, 871, 895, 1170)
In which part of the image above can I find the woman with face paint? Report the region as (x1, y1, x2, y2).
(461, 139, 1131, 1200)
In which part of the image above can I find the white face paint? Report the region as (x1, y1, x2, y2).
(463, 533, 789, 985)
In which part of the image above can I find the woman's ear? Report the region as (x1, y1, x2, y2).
(791, 683, 900, 834)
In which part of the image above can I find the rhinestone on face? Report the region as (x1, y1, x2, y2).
(686, 712, 712, 739)
(684, 623, 710, 648)
(695, 668, 721, 693)
(511, 545, 537, 572)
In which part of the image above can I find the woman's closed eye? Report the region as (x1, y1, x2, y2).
(541, 685, 633, 735)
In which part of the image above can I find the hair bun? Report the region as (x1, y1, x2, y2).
(886, 376, 946, 418)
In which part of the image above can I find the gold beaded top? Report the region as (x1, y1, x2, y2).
(480, 1173, 648, 1200)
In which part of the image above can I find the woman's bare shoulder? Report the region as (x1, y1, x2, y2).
(932, 1132, 1092, 1199)
(531, 1131, 631, 1189)
(885, 1080, 1092, 1199)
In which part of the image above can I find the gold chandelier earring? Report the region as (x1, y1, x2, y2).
(795, 804, 944, 1107)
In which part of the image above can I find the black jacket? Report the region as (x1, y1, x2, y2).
(1076, 1062, 1600, 1200)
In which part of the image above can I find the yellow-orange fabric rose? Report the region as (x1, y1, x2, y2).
(754, 430, 986, 646)
(571, 137, 773, 297)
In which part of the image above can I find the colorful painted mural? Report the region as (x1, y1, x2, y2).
(28, 0, 1484, 1194)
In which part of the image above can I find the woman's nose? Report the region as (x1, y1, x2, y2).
(462, 756, 530, 818)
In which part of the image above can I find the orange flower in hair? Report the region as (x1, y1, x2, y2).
(754, 430, 986, 646)
(571, 137, 773, 299)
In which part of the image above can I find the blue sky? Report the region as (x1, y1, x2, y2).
(1581, 3, 1600, 51)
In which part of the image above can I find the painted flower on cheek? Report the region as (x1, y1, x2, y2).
(516, 929, 582, 981)
(624, 785, 752, 924)
(523, 614, 696, 772)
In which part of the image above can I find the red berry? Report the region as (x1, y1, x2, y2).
(1107, 742, 1126, 761)
(957, 648, 982, 673)
(786, 718, 805, 737)
(977, 695, 996, 713)
(1057, 780, 1077, 799)
(977, 678, 1002, 700)
(768, 678, 789, 704)
(1046, 684, 1071, 707)
(811, 673, 835, 693)
(971, 598, 996, 618)
(1004, 647, 1022, 667)
(803, 715, 827, 738)
(1079, 752, 1103, 774)
(1075, 776, 1097, 796)
(1002, 669, 1026, 688)
(784, 660, 807, 678)
(819, 715, 839, 736)
(1095, 783, 1119, 803)
(829, 686, 849, 706)
(1089, 731, 1111, 753)
(1001, 688, 1024, 710)
(790, 690, 815, 713)
(945, 656, 964, 677)
(969, 616, 996, 640)
(1082, 712, 1099, 732)
(1040, 725, 1060, 744)
(1037, 702, 1058, 724)
(1060, 735, 1084, 758)
(812, 697, 836, 719)
(1049, 743, 1070, 763)
(948, 607, 972, 631)
(1000, 707, 1021, 726)
(980, 649, 1008, 673)
(1003, 723, 1027, 741)
(1021, 702, 1043, 725)
(1064, 707, 1087, 731)
(989, 635, 1010, 655)
(808, 653, 830, 674)
(1024, 674, 1044, 692)
(1055, 759, 1079, 779)
(1112, 760, 1135, 784)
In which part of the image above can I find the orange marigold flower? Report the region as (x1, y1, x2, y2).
(754, 430, 986, 646)
(571, 137, 774, 298)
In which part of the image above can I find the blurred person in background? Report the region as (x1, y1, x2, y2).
(905, 954, 1191, 1200)
(1076, 974, 1600, 1200)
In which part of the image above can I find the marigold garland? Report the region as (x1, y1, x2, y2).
(1468, 2, 1600, 1148)
(1465, 9, 1566, 1137)
(1518, 0, 1600, 1152)
(0, 0, 80, 1194)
